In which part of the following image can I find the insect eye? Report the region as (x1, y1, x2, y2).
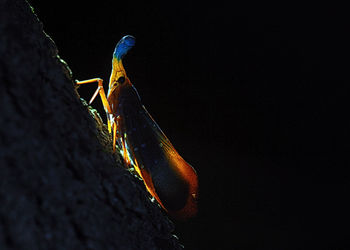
(117, 76, 125, 84)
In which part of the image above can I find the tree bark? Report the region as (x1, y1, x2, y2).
(0, 0, 182, 249)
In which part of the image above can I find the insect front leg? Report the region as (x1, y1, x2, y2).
(76, 78, 112, 113)
(76, 78, 118, 151)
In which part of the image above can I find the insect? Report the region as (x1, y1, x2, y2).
(76, 35, 198, 219)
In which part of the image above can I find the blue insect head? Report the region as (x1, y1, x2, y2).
(114, 35, 136, 61)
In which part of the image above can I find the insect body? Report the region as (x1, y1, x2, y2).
(77, 35, 198, 219)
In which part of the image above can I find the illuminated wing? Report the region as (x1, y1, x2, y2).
(117, 85, 190, 211)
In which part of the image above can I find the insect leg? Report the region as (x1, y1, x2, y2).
(76, 78, 112, 114)
(115, 117, 130, 164)
(112, 121, 117, 152)
(76, 78, 117, 152)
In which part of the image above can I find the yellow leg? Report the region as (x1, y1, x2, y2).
(112, 121, 117, 152)
(76, 78, 112, 114)
(107, 119, 112, 133)
(77, 78, 117, 152)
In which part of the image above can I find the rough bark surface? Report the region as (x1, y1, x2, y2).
(0, 0, 182, 249)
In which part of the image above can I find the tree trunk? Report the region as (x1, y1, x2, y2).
(0, 0, 182, 249)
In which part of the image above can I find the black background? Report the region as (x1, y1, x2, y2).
(28, 1, 349, 249)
